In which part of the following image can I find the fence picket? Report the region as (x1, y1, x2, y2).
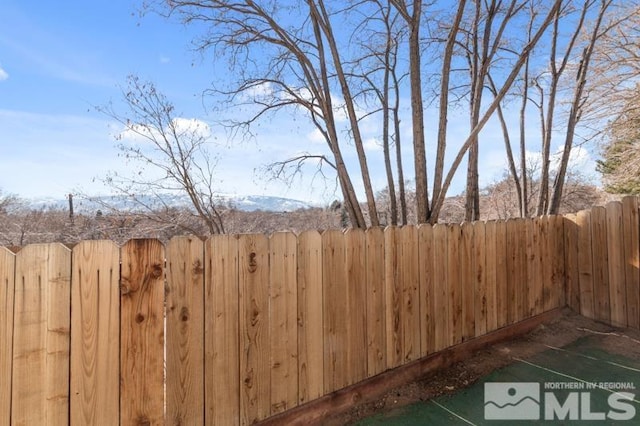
(591, 206, 611, 323)
(447, 224, 462, 346)
(297, 231, 324, 402)
(120, 239, 165, 426)
(323, 230, 348, 392)
(365, 227, 386, 375)
(606, 202, 627, 327)
(384, 227, 402, 368)
(399, 226, 420, 362)
(70, 241, 120, 426)
(239, 234, 270, 425)
(563, 215, 580, 312)
(345, 229, 367, 382)
(484, 222, 498, 332)
(166, 236, 205, 425)
(460, 223, 474, 341)
(269, 232, 298, 415)
(432, 225, 449, 351)
(506, 220, 518, 325)
(205, 235, 240, 425)
(12, 244, 71, 425)
(473, 222, 487, 337)
(526, 218, 540, 316)
(495, 221, 508, 328)
(418, 225, 435, 356)
(576, 210, 594, 318)
(551, 216, 566, 309)
(0, 248, 15, 426)
(622, 196, 640, 329)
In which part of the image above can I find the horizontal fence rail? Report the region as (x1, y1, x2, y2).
(0, 198, 638, 425)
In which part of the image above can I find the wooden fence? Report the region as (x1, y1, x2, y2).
(0, 198, 636, 425)
(564, 197, 640, 329)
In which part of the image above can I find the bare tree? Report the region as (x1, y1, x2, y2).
(389, 0, 431, 222)
(429, 0, 563, 222)
(98, 75, 226, 234)
(150, 0, 571, 227)
(454, 0, 527, 221)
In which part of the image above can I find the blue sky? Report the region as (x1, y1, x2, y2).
(0, 0, 598, 205)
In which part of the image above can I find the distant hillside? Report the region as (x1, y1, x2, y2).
(28, 193, 316, 213)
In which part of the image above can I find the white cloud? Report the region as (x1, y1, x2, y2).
(306, 128, 325, 144)
(118, 117, 212, 143)
(244, 81, 274, 99)
(363, 137, 382, 152)
(159, 55, 170, 64)
(0, 65, 8, 81)
(172, 117, 212, 139)
(118, 123, 159, 142)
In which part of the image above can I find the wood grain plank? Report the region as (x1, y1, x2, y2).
(563, 214, 580, 313)
(166, 236, 205, 425)
(606, 202, 626, 327)
(418, 225, 435, 356)
(484, 221, 498, 332)
(505, 220, 518, 324)
(12, 243, 71, 425)
(622, 197, 640, 329)
(515, 219, 528, 321)
(0, 247, 15, 426)
(238, 233, 270, 425)
(526, 218, 541, 316)
(205, 235, 240, 426)
(345, 229, 367, 383)
(297, 231, 324, 402)
(539, 216, 552, 312)
(365, 227, 386, 376)
(551, 215, 566, 309)
(576, 210, 594, 318)
(269, 232, 298, 415)
(120, 239, 165, 426)
(322, 230, 348, 393)
(591, 206, 611, 323)
(432, 225, 448, 351)
(70, 240, 120, 426)
(495, 221, 508, 328)
(473, 221, 487, 337)
(399, 226, 420, 362)
(447, 224, 462, 346)
(384, 227, 402, 368)
(459, 222, 474, 341)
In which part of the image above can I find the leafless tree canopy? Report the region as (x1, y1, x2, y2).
(125, 0, 640, 227)
(97, 75, 226, 234)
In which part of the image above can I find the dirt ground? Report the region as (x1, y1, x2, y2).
(324, 309, 640, 425)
